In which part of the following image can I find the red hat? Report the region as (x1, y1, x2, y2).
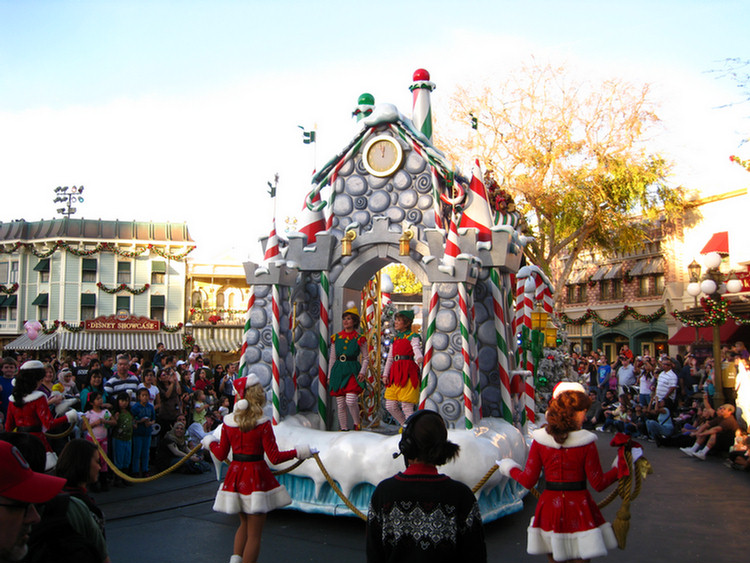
(232, 373, 261, 411)
(0, 441, 65, 503)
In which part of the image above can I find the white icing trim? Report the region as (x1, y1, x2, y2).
(532, 428, 597, 449)
(9, 391, 45, 404)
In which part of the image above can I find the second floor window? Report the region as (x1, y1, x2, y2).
(116, 295, 130, 313)
(117, 261, 131, 284)
(82, 259, 97, 283)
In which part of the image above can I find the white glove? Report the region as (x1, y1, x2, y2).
(611, 455, 620, 469)
(201, 434, 219, 450)
(295, 444, 316, 460)
(496, 458, 522, 477)
(66, 410, 81, 424)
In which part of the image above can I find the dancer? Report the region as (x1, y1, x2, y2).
(367, 409, 487, 562)
(498, 382, 622, 563)
(328, 306, 368, 430)
(4, 361, 79, 470)
(382, 310, 423, 426)
(203, 374, 313, 563)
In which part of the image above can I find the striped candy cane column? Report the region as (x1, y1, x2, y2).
(238, 290, 255, 377)
(316, 272, 330, 428)
(458, 283, 474, 429)
(524, 372, 536, 424)
(419, 284, 439, 410)
(271, 284, 281, 425)
(490, 269, 513, 423)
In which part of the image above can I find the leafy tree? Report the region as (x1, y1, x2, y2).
(383, 264, 422, 295)
(438, 60, 686, 301)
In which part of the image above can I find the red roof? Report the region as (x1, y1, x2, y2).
(668, 320, 739, 346)
(700, 231, 729, 255)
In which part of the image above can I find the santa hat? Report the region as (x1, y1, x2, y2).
(552, 381, 586, 399)
(20, 360, 44, 371)
(233, 373, 261, 411)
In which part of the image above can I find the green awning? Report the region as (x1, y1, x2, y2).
(4, 295, 17, 307)
(81, 294, 96, 306)
(31, 293, 48, 306)
(151, 261, 166, 274)
(82, 258, 97, 272)
(33, 259, 50, 272)
(151, 295, 165, 308)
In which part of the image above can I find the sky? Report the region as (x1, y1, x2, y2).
(1, 0, 748, 262)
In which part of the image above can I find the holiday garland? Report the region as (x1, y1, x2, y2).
(729, 155, 750, 173)
(0, 283, 19, 295)
(559, 305, 666, 327)
(0, 241, 195, 261)
(672, 296, 750, 327)
(96, 282, 150, 295)
(160, 322, 184, 333)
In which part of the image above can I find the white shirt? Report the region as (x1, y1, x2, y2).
(655, 369, 678, 400)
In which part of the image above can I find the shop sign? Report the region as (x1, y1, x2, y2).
(85, 315, 160, 332)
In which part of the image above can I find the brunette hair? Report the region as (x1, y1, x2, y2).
(56, 439, 98, 487)
(545, 390, 591, 445)
(11, 366, 44, 406)
(408, 411, 460, 466)
(234, 384, 266, 432)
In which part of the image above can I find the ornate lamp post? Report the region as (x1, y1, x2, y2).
(684, 252, 744, 406)
(53, 185, 84, 218)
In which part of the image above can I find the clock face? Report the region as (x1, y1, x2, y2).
(363, 135, 403, 177)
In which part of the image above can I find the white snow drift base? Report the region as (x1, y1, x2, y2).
(218, 415, 530, 523)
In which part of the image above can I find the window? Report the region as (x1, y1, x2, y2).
(81, 294, 96, 321)
(576, 284, 587, 303)
(116, 295, 130, 313)
(567, 285, 575, 303)
(0, 306, 6, 321)
(638, 277, 649, 297)
(227, 293, 235, 309)
(600, 280, 611, 300)
(82, 259, 97, 283)
(32, 294, 48, 321)
(9, 262, 18, 284)
(191, 291, 202, 307)
(0, 262, 8, 283)
(612, 279, 623, 299)
(5, 295, 17, 320)
(654, 274, 665, 295)
(151, 295, 165, 323)
(117, 261, 131, 284)
(150, 261, 166, 285)
(34, 259, 50, 283)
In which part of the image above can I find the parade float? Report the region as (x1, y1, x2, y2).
(234, 69, 558, 522)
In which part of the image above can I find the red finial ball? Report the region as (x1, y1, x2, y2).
(413, 68, 430, 81)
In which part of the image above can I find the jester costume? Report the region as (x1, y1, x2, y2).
(328, 330, 368, 396)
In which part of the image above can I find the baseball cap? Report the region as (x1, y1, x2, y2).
(0, 441, 65, 503)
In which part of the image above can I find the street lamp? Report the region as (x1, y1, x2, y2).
(53, 185, 85, 218)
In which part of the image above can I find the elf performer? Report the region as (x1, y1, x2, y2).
(202, 374, 314, 563)
(497, 382, 624, 563)
(5, 360, 79, 470)
(382, 310, 423, 426)
(328, 306, 368, 431)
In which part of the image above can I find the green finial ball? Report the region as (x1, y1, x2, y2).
(358, 93, 375, 106)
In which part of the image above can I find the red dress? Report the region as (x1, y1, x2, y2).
(209, 414, 297, 514)
(506, 428, 619, 561)
(5, 391, 73, 452)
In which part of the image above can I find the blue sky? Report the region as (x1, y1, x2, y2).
(1, 0, 748, 258)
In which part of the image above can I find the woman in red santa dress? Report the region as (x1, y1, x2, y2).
(202, 373, 313, 563)
(498, 382, 622, 563)
(5, 360, 79, 469)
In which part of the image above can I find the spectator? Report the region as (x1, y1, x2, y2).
(157, 368, 181, 438)
(0, 440, 66, 563)
(655, 357, 679, 402)
(616, 356, 636, 396)
(80, 370, 109, 412)
(137, 369, 158, 405)
(645, 397, 675, 442)
(99, 355, 114, 381)
(72, 353, 91, 393)
(131, 388, 156, 478)
(103, 354, 139, 402)
(110, 393, 133, 488)
(681, 404, 739, 460)
(596, 358, 611, 401)
(637, 358, 655, 406)
(582, 390, 603, 430)
(1, 357, 18, 422)
(735, 341, 750, 361)
(155, 421, 209, 474)
(153, 342, 166, 371)
(83, 392, 115, 491)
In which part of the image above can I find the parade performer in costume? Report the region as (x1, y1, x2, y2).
(327, 306, 368, 431)
(382, 310, 423, 426)
(367, 409, 487, 562)
(497, 382, 621, 563)
(202, 374, 313, 563)
(5, 360, 79, 470)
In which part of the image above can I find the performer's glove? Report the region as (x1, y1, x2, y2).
(496, 458, 521, 477)
(66, 410, 81, 424)
(295, 444, 316, 460)
(201, 434, 219, 450)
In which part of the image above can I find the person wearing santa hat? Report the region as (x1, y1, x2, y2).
(382, 309, 423, 427)
(202, 374, 314, 563)
(4, 361, 79, 470)
(496, 382, 624, 563)
(327, 306, 369, 431)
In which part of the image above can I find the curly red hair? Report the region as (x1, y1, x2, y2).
(545, 390, 591, 444)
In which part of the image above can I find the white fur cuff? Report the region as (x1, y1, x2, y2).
(201, 434, 219, 450)
(295, 444, 313, 460)
(496, 458, 521, 477)
(65, 410, 79, 424)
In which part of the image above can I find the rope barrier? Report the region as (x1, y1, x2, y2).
(312, 452, 367, 521)
(44, 423, 76, 440)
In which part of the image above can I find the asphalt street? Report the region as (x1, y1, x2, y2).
(100, 435, 750, 563)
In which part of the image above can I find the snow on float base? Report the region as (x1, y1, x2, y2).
(209, 414, 532, 523)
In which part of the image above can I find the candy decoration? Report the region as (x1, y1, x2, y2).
(524, 371, 536, 424)
(458, 282, 474, 429)
(419, 284, 439, 410)
(317, 272, 330, 427)
(299, 189, 326, 245)
(443, 211, 461, 267)
(490, 268, 513, 423)
(271, 284, 281, 425)
(409, 68, 436, 140)
(352, 92, 375, 122)
(238, 290, 255, 377)
(458, 159, 493, 242)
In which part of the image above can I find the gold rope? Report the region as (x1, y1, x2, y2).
(312, 452, 367, 520)
(44, 423, 76, 440)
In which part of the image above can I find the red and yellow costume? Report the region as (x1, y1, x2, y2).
(383, 331, 422, 404)
(209, 413, 298, 514)
(500, 428, 619, 561)
(5, 390, 75, 452)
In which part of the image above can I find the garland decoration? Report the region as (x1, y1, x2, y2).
(0, 283, 19, 295)
(189, 307, 245, 315)
(672, 296, 750, 327)
(97, 282, 150, 295)
(59, 321, 85, 333)
(0, 241, 195, 261)
(729, 155, 750, 173)
(559, 305, 666, 327)
(160, 322, 184, 333)
(182, 333, 195, 350)
(40, 320, 60, 335)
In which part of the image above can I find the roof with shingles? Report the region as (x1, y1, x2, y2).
(0, 218, 194, 244)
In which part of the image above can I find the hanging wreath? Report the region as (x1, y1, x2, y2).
(671, 297, 740, 327)
(96, 282, 150, 295)
(0, 283, 19, 295)
(182, 334, 195, 350)
(559, 305, 666, 327)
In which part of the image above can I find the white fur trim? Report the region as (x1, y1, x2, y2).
(497, 458, 521, 477)
(213, 485, 292, 514)
(527, 520, 618, 560)
(234, 399, 249, 411)
(552, 381, 586, 398)
(245, 373, 260, 387)
(229, 556, 243, 563)
(201, 434, 219, 450)
(9, 391, 45, 404)
(532, 428, 597, 449)
(44, 451, 58, 472)
(20, 360, 44, 370)
(65, 410, 80, 424)
(295, 444, 312, 460)
(222, 413, 269, 428)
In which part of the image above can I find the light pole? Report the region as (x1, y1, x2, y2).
(53, 186, 85, 218)
(684, 251, 744, 406)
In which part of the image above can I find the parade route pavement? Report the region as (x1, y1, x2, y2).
(101, 435, 750, 562)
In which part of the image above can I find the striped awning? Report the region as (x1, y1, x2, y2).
(194, 327, 244, 353)
(604, 262, 624, 280)
(58, 331, 182, 351)
(4, 331, 59, 351)
(591, 265, 609, 281)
